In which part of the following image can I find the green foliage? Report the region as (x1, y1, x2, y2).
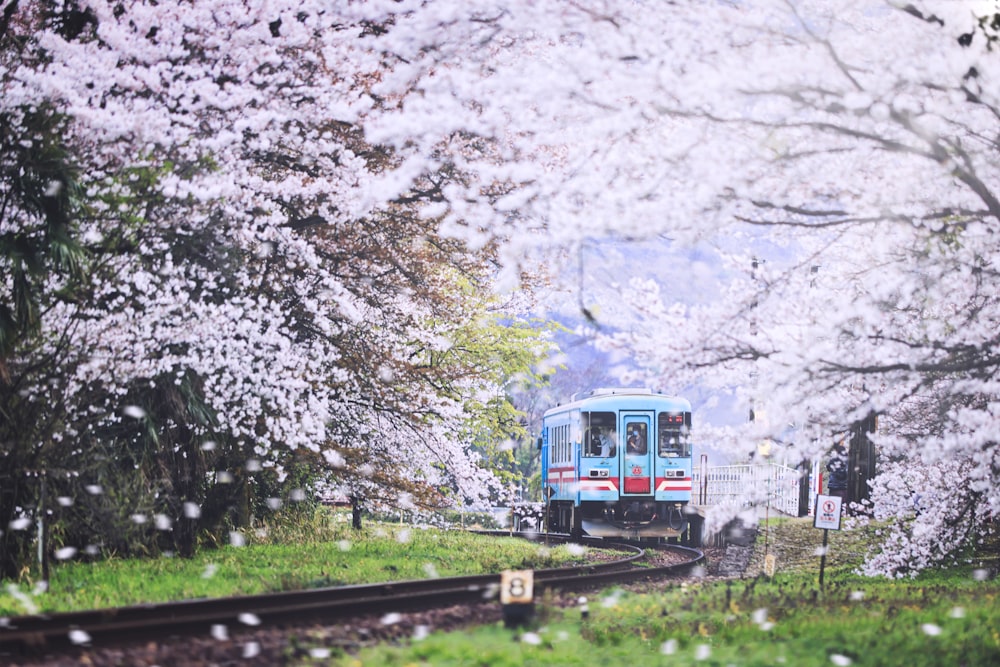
(327, 521, 1000, 667)
(0, 516, 599, 615)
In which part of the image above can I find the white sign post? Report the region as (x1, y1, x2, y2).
(813, 494, 843, 589)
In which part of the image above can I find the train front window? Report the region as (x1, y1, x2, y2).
(625, 423, 648, 455)
(583, 411, 616, 457)
(658, 412, 691, 457)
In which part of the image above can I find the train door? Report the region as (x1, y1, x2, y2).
(621, 413, 653, 495)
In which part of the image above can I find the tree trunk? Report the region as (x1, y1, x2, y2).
(351, 495, 363, 530)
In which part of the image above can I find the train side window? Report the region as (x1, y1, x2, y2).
(582, 411, 616, 457)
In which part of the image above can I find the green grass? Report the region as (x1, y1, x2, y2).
(0, 517, 605, 616)
(324, 519, 1000, 667)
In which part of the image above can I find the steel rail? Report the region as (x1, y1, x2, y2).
(0, 535, 701, 658)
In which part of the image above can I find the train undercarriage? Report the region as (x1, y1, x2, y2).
(546, 499, 703, 546)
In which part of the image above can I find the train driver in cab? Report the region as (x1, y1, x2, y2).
(627, 428, 647, 455)
(591, 427, 616, 457)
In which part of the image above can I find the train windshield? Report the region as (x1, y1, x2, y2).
(658, 412, 691, 457)
(583, 411, 617, 457)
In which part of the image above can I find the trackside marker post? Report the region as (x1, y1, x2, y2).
(500, 569, 534, 628)
(813, 494, 843, 590)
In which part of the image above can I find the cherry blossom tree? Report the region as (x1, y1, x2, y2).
(0, 0, 550, 576)
(4, 0, 999, 579)
(345, 0, 1000, 575)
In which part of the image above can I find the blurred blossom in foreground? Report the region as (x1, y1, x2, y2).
(54, 546, 77, 560)
(68, 629, 91, 645)
(921, 623, 942, 636)
(122, 405, 146, 419)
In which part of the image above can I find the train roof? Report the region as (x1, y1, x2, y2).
(542, 388, 691, 418)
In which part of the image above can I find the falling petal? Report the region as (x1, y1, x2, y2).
(695, 644, 711, 661)
(229, 531, 246, 547)
(131, 513, 148, 524)
(154, 514, 172, 530)
(566, 543, 586, 556)
(123, 405, 146, 419)
(266, 498, 282, 510)
(973, 569, 989, 582)
(413, 625, 430, 641)
(69, 629, 91, 645)
(246, 459, 262, 472)
(423, 563, 439, 578)
(57, 496, 73, 507)
(55, 547, 77, 560)
(752, 608, 768, 625)
(8, 518, 31, 531)
(243, 642, 260, 658)
(950, 607, 966, 618)
(813, 546, 828, 557)
(521, 632, 542, 645)
(216, 471, 234, 484)
(830, 655, 852, 666)
(201, 440, 217, 451)
(211, 624, 228, 640)
(850, 591, 865, 601)
(921, 623, 942, 636)
(397, 529, 411, 544)
(85, 485, 102, 495)
(239, 613, 260, 626)
(202, 563, 218, 579)
(760, 621, 775, 631)
(601, 590, 623, 608)
(289, 488, 306, 502)
(337, 540, 351, 552)
(381, 612, 402, 625)
(661, 639, 678, 655)
(310, 648, 331, 658)
(183, 502, 201, 519)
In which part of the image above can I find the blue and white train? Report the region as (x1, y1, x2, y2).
(539, 388, 698, 542)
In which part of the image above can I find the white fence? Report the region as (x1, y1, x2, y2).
(692, 463, 805, 516)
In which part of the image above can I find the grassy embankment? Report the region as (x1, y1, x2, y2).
(0, 510, 600, 616)
(331, 517, 1000, 667)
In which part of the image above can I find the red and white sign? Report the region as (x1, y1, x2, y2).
(813, 494, 843, 530)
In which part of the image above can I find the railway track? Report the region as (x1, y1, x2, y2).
(0, 532, 703, 661)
